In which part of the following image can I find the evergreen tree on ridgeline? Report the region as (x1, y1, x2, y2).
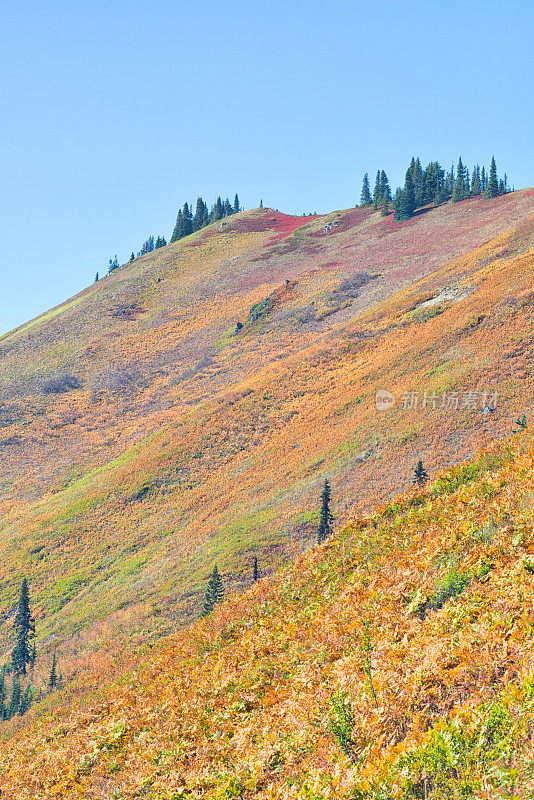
(485, 156, 499, 198)
(317, 479, 333, 544)
(409, 158, 424, 208)
(360, 173, 372, 206)
(452, 156, 467, 202)
(171, 210, 184, 243)
(193, 198, 207, 231)
(11, 579, 35, 677)
(372, 170, 381, 209)
(393, 168, 416, 222)
(234, 193, 240, 213)
(379, 170, 392, 204)
(481, 166, 487, 194)
(471, 165, 481, 196)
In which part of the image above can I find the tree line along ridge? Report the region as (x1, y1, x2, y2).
(360, 155, 510, 221)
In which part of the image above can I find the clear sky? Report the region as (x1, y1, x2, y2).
(1, 0, 533, 334)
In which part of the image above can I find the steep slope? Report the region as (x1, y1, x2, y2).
(0, 192, 533, 683)
(1, 432, 534, 797)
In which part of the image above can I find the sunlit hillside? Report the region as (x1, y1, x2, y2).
(1, 431, 534, 797)
(0, 190, 533, 692)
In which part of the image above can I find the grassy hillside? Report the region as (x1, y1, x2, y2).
(0, 192, 533, 690)
(1, 431, 534, 797)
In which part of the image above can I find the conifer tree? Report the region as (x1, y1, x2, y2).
(18, 684, 32, 715)
(317, 479, 333, 544)
(379, 170, 392, 204)
(8, 675, 20, 717)
(471, 165, 481, 196)
(393, 169, 416, 222)
(360, 173, 372, 206)
(410, 158, 424, 208)
(485, 156, 499, 198)
(413, 460, 428, 486)
(11, 579, 35, 677)
(48, 651, 58, 693)
(95, 272, 99, 282)
(234, 194, 240, 213)
(481, 166, 487, 194)
(372, 170, 381, 209)
(452, 156, 466, 202)
(259, 199, 263, 209)
(201, 566, 224, 617)
(130, 252, 135, 262)
(253, 556, 259, 583)
(380, 196, 389, 216)
(193, 197, 205, 231)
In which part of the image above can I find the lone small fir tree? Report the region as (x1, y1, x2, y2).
(253, 556, 259, 583)
(317, 479, 333, 544)
(413, 460, 428, 486)
(201, 565, 224, 617)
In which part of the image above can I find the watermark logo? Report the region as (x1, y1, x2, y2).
(375, 389, 397, 411)
(375, 388, 498, 412)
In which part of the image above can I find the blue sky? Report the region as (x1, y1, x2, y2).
(1, 0, 533, 334)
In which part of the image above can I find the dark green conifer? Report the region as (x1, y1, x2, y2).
(170, 210, 184, 243)
(212, 197, 224, 220)
(452, 157, 466, 201)
(379, 170, 392, 204)
(18, 684, 32, 715)
(485, 156, 499, 198)
(372, 170, 381, 209)
(11, 579, 35, 677)
(360, 173, 372, 206)
(182, 202, 193, 236)
(393, 169, 415, 221)
(253, 556, 259, 583)
(234, 194, 240, 213)
(411, 158, 424, 207)
(471, 165, 481, 196)
(201, 565, 224, 617)
(130, 252, 135, 262)
(317, 479, 333, 544)
(481, 166, 487, 194)
(48, 651, 58, 693)
(95, 272, 99, 282)
(413, 460, 428, 486)
(193, 198, 206, 231)
(259, 199, 263, 209)
(8, 674, 20, 717)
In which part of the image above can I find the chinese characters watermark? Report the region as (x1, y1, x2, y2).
(375, 388, 498, 412)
